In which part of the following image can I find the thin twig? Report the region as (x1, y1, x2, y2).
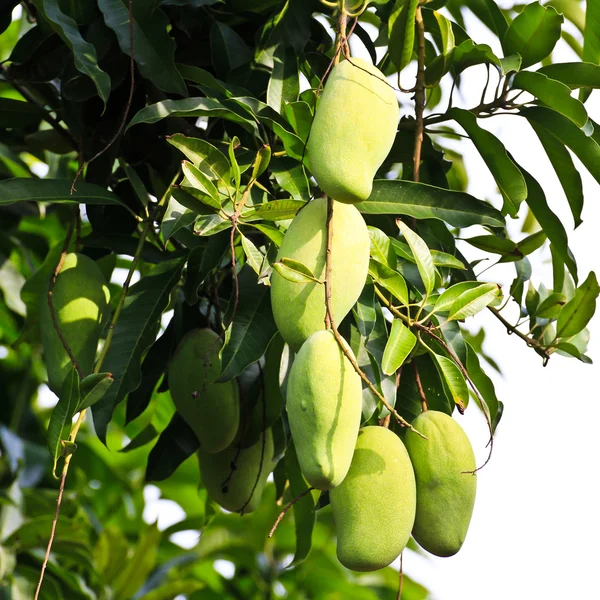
(268, 487, 315, 538)
(412, 361, 428, 412)
(413, 6, 426, 183)
(70, 0, 136, 193)
(323, 198, 425, 439)
(397, 552, 403, 600)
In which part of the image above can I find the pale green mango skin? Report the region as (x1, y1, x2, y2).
(307, 57, 399, 204)
(270, 198, 369, 352)
(330, 426, 416, 572)
(198, 428, 275, 513)
(40, 253, 110, 394)
(286, 330, 362, 490)
(168, 328, 240, 454)
(404, 410, 477, 557)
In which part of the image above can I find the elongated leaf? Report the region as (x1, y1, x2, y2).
(240, 200, 304, 222)
(368, 227, 394, 268)
(388, 0, 419, 70)
(463, 0, 508, 40)
(382, 319, 416, 376)
(584, 0, 600, 64)
(397, 220, 435, 296)
(285, 442, 319, 566)
(34, 0, 110, 106)
(447, 282, 501, 321)
(513, 71, 588, 128)
(182, 161, 221, 208)
(452, 40, 501, 74)
(434, 281, 486, 314)
(463, 235, 518, 256)
(271, 158, 310, 201)
(430, 352, 468, 411)
(538, 62, 600, 89)
(530, 121, 583, 227)
(0, 98, 44, 129)
(162, 192, 196, 240)
(218, 267, 278, 382)
(98, 0, 187, 96)
(127, 97, 259, 133)
(210, 20, 252, 76)
(368, 260, 409, 306)
(78, 373, 114, 411)
(354, 283, 377, 338)
(92, 257, 187, 443)
(267, 44, 299, 113)
(240, 233, 264, 276)
(272, 258, 321, 284)
(356, 180, 505, 228)
(556, 272, 599, 338)
(465, 343, 501, 430)
(503, 2, 563, 68)
(47, 368, 80, 476)
(450, 108, 527, 217)
(536, 292, 566, 319)
(0, 179, 124, 207)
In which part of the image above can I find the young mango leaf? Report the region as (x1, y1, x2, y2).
(502, 2, 563, 68)
(556, 271, 599, 339)
(356, 179, 505, 228)
(272, 258, 322, 284)
(513, 71, 588, 129)
(33, 0, 111, 106)
(98, 0, 187, 96)
(285, 442, 320, 566)
(447, 282, 501, 322)
(381, 319, 417, 376)
(182, 161, 221, 209)
(47, 367, 80, 477)
(368, 260, 409, 307)
(397, 220, 435, 297)
(251, 145, 272, 180)
(228, 136, 242, 192)
(92, 257, 187, 443)
(218, 267, 278, 382)
(388, 0, 419, 71)
(450, 108, 527, 217)
(530, 122, 583, 228)
(433, 282, 487, 314)
(78, 372, 114, 411)
(429, 351, 468, 412)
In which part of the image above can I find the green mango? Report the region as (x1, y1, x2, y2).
(404, 410, 477, 557)
(307, 57, 399, 204)
(168, 328, 240, 454)
(270, 197, 369, 352)
(198, 427, 275, 514)
(40, 252, 110, 394)
(286, 330, 362, 490)
(330, 426, 416, 571)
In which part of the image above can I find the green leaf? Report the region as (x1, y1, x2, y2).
(246, 223, 284, 247)
(285, 442, 319, 566)
(267, 44, 299, 113)
(218, 267, 278, 382)
(33, 0, 110, 106)
(425, 11, 456, 84)
(92, 257, 186, 443)
(463, 235, 519, 257)
(368, 227, 394, 268)
(354, 283, 377, 338)
(433, 282, 488, 314)
(368, 260, 409, 307)
(251, 145, 272, 180)
(429, 351, 468, 411)
(139, 581, 205, 600)
(451, 40, 501, 74)
(447, 282, 501, 322)
(240, 200, 305, 222)
(127, 97, 259, 134)
(513, 71, 588, 128)
(356, 179, 505, 228)
(529, 122, 583, 228)
(0, 98, 44, 129)
(47, 367, 80, 477)
(78, 372, 114, 411)
(240, 233, 264, 276)
(556, 271, 599, 338)
(503, 2, 563, 69)
(381, 320, 417, 376)
(210, 20, 252, 76)
(538, 62, 600, 89)
(463, 0, 508, 40)
(388, 0, 419, 70)
(161, 191, 196, 240)
(450, 108, 527, 217)
(523, 106, 600, 188)
(228, 136, 242, 192)
(98, 0, 187, 96)
(271, 158, 310, 200)
(517, 230, 547, 256)
(584, 0, 600, 64)
(272, 258, 322, 284)
(181, 161, 221, 208)
(536, 292, 566, 319)
(0, 179, 125, 207)
(397, 220, 435, 296)
(465, 343, 501, 430)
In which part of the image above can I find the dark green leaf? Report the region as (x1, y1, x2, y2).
(465, 343, 500, 429)
(0, 98, 44, 129)
(584, 0, 600, 64)
(78, 372, 114, 411)
(267, 44, 299, 113)
(451, 40, 501, 74)
(388, 0, 419, 70)
(450, 108, 527, 217)
(503, 2, 563, 68)
(538, 62, 600, 89)
(356, 179, 505, 228)
(463, 0, 508, 40)
(210, 20, 252, 77)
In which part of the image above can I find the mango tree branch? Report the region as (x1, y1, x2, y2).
(413, 5, 426, 182)
(323, 198, 425, 439)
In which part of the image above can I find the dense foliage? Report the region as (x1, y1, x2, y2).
(0, 0, 598, 598)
